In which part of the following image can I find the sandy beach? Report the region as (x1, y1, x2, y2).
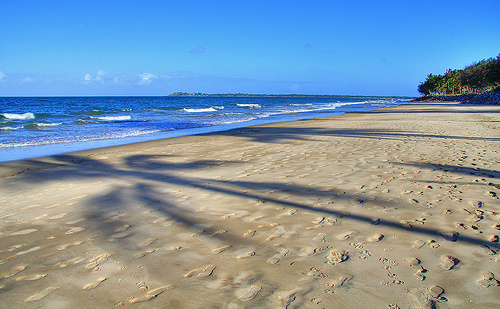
(0, 101, 499, 308)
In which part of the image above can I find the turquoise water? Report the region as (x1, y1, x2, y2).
(0, 96, 409, 162)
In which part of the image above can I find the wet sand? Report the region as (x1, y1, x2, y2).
(0, 101, 499, 308)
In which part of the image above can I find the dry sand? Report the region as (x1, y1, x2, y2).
(0, 101, 499, 308)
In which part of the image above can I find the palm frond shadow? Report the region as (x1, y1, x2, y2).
(8, 151, 499, 250)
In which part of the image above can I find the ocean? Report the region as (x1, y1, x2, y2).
(0, 96, 410, 162)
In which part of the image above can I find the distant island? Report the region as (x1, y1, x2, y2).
(169, 92, 410, 99)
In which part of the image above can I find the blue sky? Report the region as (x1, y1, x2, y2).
(1, 1, 499, 96)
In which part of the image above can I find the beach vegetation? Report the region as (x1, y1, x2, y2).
(418, 54, 500, 95)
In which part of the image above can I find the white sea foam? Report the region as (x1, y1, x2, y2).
(237, 104, 261, 108)
(183, 107, 217, 113)
(90, 115, 132, 121)
(34, 122, 62, 128)
(1, 112, 35, 120)
(0, 126, 23, 131)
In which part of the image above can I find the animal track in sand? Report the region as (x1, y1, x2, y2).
(25, 286, 59, 302)
(236, 285, 262, 302)
(83, 277, 107, 290)
(127, 285, 173, 303)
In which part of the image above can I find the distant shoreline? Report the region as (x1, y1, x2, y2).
(168, 92, 412, 99)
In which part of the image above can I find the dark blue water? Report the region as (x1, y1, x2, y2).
(0, 96, 409, 162)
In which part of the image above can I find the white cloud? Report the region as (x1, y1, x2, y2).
(138, 73, 156, 85)
(83, 71, 107, 83)
(22, 76, 33, 83)
(0, 71, 6, 81)
(95, 70, 105, 81)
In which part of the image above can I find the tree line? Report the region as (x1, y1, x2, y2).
(418, 54, 500, 96)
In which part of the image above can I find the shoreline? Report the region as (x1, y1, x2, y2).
(1, 100, 499, 308)
(0, 98, 408, 164)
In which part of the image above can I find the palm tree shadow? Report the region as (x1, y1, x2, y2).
(3, 141, 499, 250)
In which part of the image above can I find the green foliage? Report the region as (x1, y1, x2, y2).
(418, 54, 500, 95)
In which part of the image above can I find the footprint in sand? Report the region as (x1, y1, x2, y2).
(54, 257, 86, 268)
(210, 230, 228, 237)
(407, 286, 445, 309)
(413, 240, 426, 249)
(65, 227, 85, 235)
(440, 231, 459, 242)
(237, 251, 256, 259)
(267, 248, 289, 264)
(184, 265, 216, 278)
(438, 255, 459, 270)
(134, 249, 157, 259)
(139, 238, 157, 247)
(114, 224, 130, 232)
(408, 257, 426, 281)
(127, 285, 173, 303)
(86, 253, 111, 270)
(243, 230, 256, 237)
(236, 285, 262, 302)
(264, 234, 283, 242)
(164, 245, 182, 252)
(313, 233, 327, 242)
(58, 241, 83, 251)
(190, 230, 205, 237)
(1, 265, 26, 278)
(477, 271, 500, 287)
(25, 287, 59, 302)
(10, 229, 37, 236)
(276, 287, 304, 308)
(368, 234, 384, 242)
(327, 249, 349, 265)
(16, 246, 41, 256)
(15, 273, 47, 281)
(298, 247, 322, 257)
(83, 277, 107, 290)
(213, 245, 232, 254)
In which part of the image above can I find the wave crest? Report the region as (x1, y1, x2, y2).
(1, 112, 35, 120)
